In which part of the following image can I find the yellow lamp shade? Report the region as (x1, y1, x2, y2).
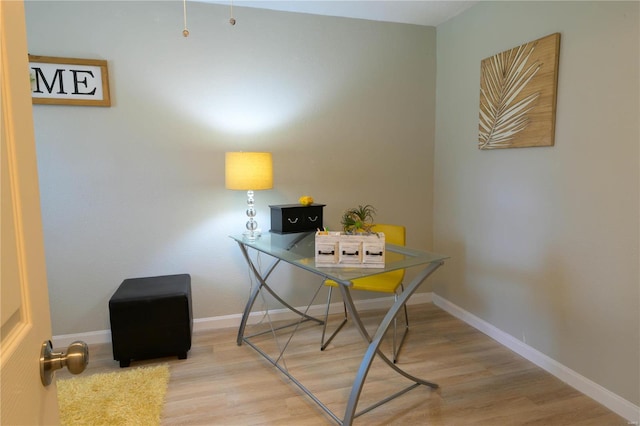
(225, 152, 273, 190)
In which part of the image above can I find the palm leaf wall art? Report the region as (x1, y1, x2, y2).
(478, 33, 561, 150)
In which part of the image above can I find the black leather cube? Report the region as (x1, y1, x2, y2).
(109, 274, 192, 368)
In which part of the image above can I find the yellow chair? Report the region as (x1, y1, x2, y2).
(320, 224, 409, 363)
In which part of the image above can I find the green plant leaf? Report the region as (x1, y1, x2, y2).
(340, 205, 376, 233)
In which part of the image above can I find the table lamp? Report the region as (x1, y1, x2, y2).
(225, 152, 273, 241)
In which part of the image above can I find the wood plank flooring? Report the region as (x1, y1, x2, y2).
(60, 303, 627, 425)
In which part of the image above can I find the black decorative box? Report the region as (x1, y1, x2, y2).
(270, 203, 325, 234)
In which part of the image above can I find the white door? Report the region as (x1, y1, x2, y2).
(1, 1, 60, 423)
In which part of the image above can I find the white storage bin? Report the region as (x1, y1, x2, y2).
(315, 233, 340, 265)
(315, 231, 385, 268)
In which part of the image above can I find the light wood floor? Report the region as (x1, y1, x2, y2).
(61, 303, 627, 425)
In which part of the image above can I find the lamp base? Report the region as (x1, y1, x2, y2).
(242, 229, 261, 241)
(243, 190, 260, 241)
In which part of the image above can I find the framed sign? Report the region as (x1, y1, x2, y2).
(28, 55, 111, 107)
(478, 33, 560, 149)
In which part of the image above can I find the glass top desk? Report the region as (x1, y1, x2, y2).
(230, 232, 448, 425)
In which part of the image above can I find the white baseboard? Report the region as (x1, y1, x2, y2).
(52, 329, 112, 347)
(52, 292, 432, 346)
(192, 291, 432, 333)
(431, 293, 640, 424)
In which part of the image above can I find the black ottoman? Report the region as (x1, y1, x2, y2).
(109, 274, 192, 368)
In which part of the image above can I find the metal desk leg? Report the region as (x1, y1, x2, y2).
(340, 261, 444, 425)
(236, 242, 281, 345)
(235, 241, 323, 346)
(234, 241, 342, 424)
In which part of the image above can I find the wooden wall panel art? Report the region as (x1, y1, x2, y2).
(478, 33, 560, 150)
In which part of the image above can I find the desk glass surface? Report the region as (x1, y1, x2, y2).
(230, 232, 448, 284)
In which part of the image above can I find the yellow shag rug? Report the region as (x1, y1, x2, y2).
(57, 364, 170, 426)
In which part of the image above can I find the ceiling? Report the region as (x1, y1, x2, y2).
(203, 1, 478, 27)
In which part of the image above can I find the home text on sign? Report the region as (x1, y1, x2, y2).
(28, 55, 111, 107)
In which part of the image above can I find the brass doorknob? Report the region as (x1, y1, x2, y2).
(40, 340, 89, 386)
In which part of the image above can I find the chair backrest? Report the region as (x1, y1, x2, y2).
(371, 224, 405, 246)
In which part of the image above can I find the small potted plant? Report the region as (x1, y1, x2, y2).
(340, 204, 376, 234)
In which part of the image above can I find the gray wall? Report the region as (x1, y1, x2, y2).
(24, 2, 436, 333)
(435, 1, 639, 406)
(24, 0, 639, 411)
